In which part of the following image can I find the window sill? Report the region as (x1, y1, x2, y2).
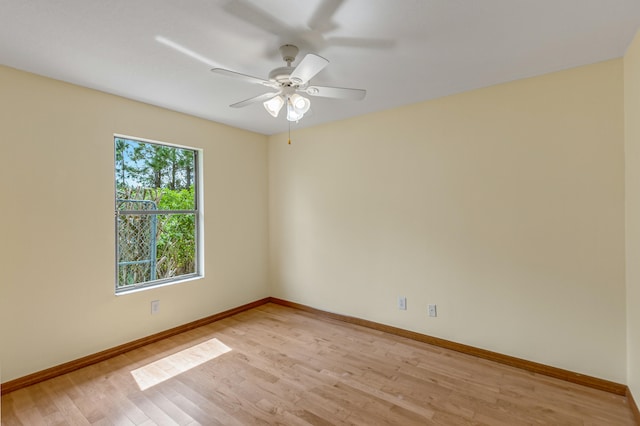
(115, 274, 203, 296)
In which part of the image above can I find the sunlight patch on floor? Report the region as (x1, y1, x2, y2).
(131, 337, 231, 390)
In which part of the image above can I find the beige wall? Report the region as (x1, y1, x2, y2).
(625, 30, 640, 398)
(0, 66, 269, 382)
(269, 60, 626, 382)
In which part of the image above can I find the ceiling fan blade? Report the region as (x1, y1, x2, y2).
(230, 92, 281, 108)
(289, 54, 329, 85)
(308, 0, 344, 32)
(211, 68, 276, 88)
(304, 85, 366, 100)
(223, 0, 292, 36)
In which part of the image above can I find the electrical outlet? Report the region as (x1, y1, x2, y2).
(398, 296, 407, 310)
(428, 304, 437, 317)
(151, 300, 160, 314)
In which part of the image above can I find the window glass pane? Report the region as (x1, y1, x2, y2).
(117, 213, 196, 288)
(115, 138, 196, 209)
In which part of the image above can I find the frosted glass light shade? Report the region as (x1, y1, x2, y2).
(290, 94, 310, 113)
(264, 95, 285, 117)
(287, 102, 304, 121)
(286, 94, 310, 121)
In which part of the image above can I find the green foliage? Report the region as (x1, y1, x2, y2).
(155, 187, 196, 279)
(158, 186, 195, 210)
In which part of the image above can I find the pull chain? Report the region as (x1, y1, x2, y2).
(288, 119, 291, 144)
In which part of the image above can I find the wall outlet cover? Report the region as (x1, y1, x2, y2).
(398, 296, 407, 310)
(428, 304, 437, 317)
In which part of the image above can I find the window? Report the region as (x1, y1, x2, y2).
(115, 135, 200, 293)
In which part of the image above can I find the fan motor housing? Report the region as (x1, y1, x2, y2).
(268, 66, 295, 84)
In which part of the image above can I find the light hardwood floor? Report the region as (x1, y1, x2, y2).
(1, 303, 636, 425)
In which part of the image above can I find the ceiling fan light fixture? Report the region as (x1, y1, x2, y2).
(286, 107, 303, 122)
(286, 102, 304, 122)
(264, 95, 285, 117)
(290, 94, 311, 113)
(286, 94, 311, 122)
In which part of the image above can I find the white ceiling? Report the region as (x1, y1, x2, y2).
(2, 0, 640, 135)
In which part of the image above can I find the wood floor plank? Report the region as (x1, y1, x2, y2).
(2, 303, 635, 425)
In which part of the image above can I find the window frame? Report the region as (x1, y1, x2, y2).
(114, 134, 202, 294)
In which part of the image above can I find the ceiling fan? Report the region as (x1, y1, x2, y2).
(211, 44, 366, 122)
